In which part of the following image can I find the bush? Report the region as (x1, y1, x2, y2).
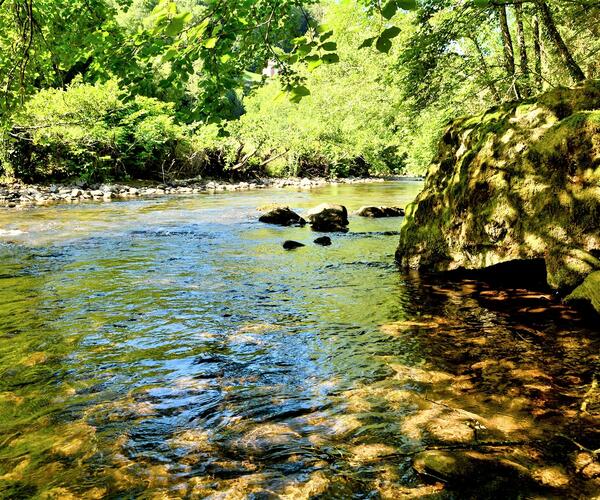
(7, 79, 190, 182)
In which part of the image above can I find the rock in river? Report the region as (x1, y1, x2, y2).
(306, 204, 349, 232)
(396, 81, 600, 314)
(283, 240, 305, 250)
(314, 236, 332, 246)
(259, 207, 306, 226)
(355, 206, 405, 217)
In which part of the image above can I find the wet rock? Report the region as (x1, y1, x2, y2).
(314, 236, 332, 246)
(565, 271, 600, 315)
(259, 207, 306, 227)
(396, 82, 600, 299)
(413, 450, 476, 482)
(413, 450, 532, 491)
(283, 240, 305, 250)
(306, 204, 349, 232)
(355, 206, 405, 217)
(0, 177, 399, 210)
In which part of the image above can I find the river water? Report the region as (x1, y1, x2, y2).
(0, 182, 598, 499)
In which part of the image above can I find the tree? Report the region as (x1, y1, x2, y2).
(535, 0, 585, 82)
(497, 3, 521, 99)
(514, 2, 531, 96)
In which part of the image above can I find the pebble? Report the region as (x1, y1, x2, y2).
(0, 176, 421, 209)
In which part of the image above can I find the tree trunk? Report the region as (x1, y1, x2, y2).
(471, 36, 501, 103)
(514, 3, 530, 96)
(533, 15, 543, 90)
(497, 4, 521, 100)
(535, 0, 585, 82)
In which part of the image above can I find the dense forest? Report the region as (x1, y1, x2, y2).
(1, 0, 598, 182)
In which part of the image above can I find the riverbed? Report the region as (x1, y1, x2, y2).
(0, 182, 598, 498)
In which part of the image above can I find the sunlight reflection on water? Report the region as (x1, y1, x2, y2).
(0, 182, 598, 498)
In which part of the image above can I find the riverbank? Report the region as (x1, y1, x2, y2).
(0, 176, 424, 209)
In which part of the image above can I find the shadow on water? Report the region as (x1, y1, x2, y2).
(0, 182, 598, 498)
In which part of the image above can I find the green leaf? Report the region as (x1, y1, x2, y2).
(291, 85, 311, 98)
(381, 1, 398, 20)
(396, 0, 417, 10)
(381, 26, 401, 39)
(296, 43, 312, 57)
(162, 48, 178, 61)
(166, 12, 190, 37)
(203, 37, 218, 49)
(320, 30, 334, 42)
(359, 37, 376, 49)
(320, 42, 337, 52)
(322, 53, 340, 64)
(473, 0, 491, 6)
(316, 24, 331, 34)
(375, 36, 392, 54)
(307, 59, 323, 71)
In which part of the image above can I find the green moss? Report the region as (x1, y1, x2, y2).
(397, 80, 600, 298)
(565, 271, 600, 314)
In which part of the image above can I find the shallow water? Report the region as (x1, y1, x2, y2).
(0, 182, 598, 499)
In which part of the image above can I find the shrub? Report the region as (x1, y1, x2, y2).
(7, 79, 189, 182)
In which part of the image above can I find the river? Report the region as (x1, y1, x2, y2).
(0, 181, 598, 498)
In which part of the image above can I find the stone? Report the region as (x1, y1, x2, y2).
(396, 81, 600, 300)
(259, 207, 306, 226)
(314, 236, 332, 246)
(565, 271, 600, 315)
(355, 206, 405, 217)
(413, 450, 531, 492)
(283, 240, 305, 250)
(306, 203, 349, 232)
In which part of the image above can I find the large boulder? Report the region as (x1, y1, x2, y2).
(396, 80, 600, 313)
(306, 204, 349, 232)
(355, 206, 405, 218)
(259, 206, 306, 226)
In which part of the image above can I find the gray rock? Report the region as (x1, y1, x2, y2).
(355, 206, 405, 217)
(306, 203, 349, 232)
(314, 236, 332, 246)
(259, 207, 306, 227)
(283, 240, 305, 250)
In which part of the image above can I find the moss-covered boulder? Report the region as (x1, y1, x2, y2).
(565, 272, 600, 313)
(396, 81, 600, 311)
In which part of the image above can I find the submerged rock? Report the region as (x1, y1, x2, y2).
(314, 236, 332, 246)
(259, 207, 306, 226)
(355, 206, 405, 217)
(282, 240, 305, 250)
(413, 450, 531, 490)
(306, 204, 349, 232)
(396, 80, 600, 312)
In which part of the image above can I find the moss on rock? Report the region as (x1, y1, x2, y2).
(397, 80, 600, 297)
(565, 271, 600, 314)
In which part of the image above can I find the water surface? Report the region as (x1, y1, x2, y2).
(0, 182, 598, 498)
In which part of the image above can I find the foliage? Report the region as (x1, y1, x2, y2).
(6, 79, 188, 182)
(227, 1, 411, 177)
(1, 0, 599, 181)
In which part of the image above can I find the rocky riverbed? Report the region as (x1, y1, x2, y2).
(0, 176, 423, 209)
